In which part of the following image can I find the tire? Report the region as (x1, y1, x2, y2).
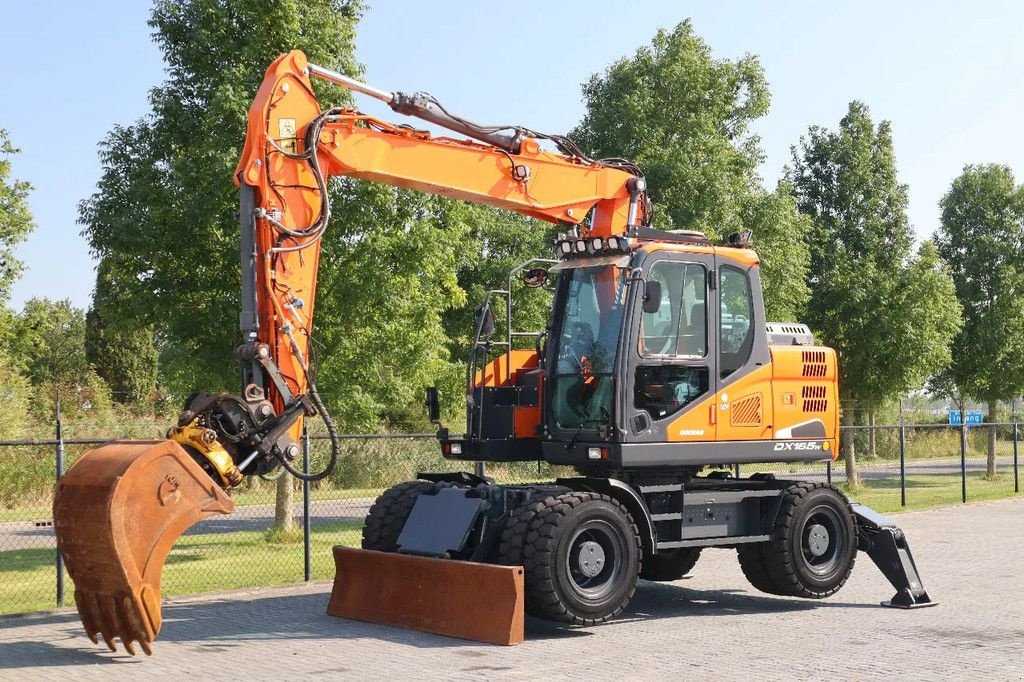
(361, 480, 437, 551)
(518, 492, 641, 625)
(737, 482, 856, 599)
(639, 547, 701, 581)
(496, 500, 544, 566)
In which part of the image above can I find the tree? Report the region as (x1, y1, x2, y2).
(85, 262, 159, 405)
(0, 353, 30, 439)
(789, 101, 962, 485)
(570, 20, 811, 320)
(7, 298, 112, 421)
(935, 164, 1024, 477)
(0, 129, 34, 305)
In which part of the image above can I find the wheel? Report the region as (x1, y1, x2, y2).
(737, 482, 856, 598)
(517, 492, 641, 625)
(496, 500, 544, 566)
(639, 547, 701, 581)
(361, 480, 437, 551)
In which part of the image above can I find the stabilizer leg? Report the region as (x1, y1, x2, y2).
(850, 503, 937, 608)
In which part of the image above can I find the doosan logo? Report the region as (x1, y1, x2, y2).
(773, 441, 821, 451)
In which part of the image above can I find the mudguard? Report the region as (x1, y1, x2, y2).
(53, 439, 235, 655)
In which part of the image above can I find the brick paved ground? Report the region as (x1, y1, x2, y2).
(2, 497, 1022, 681)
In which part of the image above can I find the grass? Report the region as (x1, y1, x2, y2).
(0, 520, 362, 616)
(840, 471, 1020, 514)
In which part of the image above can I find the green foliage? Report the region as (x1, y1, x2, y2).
(0, 353, 30, 439)
(442, 207, 555, 358)
(790, 102, 962, 405)
(79, 0, 363, 398)
(934, 164, 1024, 404)
(570, 20, 809, 320)
(310, 184, 474, 430)
(5, 298, 114, 420)
(0, 130, 34, 305)
(571, 20, 768, 234)
(742, 183, 812, 320)
(84, 261, 158, 405)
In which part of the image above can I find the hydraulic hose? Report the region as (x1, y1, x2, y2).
(272, 380, 339, 482)
(271, 324, 340, 482)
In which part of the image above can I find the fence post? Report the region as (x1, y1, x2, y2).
(899, 423, 906, 508)
(55, 393, 65, 608)
(302, 426, 311, 582)
(1013, 402, 1020, 495)
(733, 463, 740, 479)
(960, 423, 968, 504)
(826, 458, 832, 486)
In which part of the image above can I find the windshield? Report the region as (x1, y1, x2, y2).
(550, 264, 628, 430)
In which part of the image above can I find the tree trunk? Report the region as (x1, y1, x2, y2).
(843, 410, 860, 488)
(868, 408, 877, 459)
(987, 399, 998, 478)
(275, 474, 294, 531)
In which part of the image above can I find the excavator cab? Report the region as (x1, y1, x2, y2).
(442, 227, 836, 470)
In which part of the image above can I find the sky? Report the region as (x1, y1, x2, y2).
(2, 0, 1023, 311)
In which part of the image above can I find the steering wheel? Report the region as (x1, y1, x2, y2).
(562, 321, 595, 367)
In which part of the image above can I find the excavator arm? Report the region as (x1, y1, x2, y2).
(53, 50, 651, 655)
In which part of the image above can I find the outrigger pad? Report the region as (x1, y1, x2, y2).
(850, 503, 937, 609)
(327, 547, 525, 645)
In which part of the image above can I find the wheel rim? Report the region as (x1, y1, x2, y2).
(565, 519, 626, 601)
(799, 504, 846, 576)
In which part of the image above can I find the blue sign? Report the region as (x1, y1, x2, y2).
(949, 410, 983, 426)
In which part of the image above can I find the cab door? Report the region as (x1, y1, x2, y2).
(714, 255, 774, 441)
(624, 251, 716, 444)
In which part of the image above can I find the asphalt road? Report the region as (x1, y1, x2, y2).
(1, 455, 1017, 553)
(2, 496, 1021, 679)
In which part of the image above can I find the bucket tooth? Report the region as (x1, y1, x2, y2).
(53, 439, 236, 655)
(328, 546, 525, 645)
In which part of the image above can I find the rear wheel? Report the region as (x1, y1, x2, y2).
(361, 480, 437, 551)
(639, 547, 702, 581)
(737, 482, 856, 598)
(518, 492, 640, 625)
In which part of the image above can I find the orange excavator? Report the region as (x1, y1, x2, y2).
(54, 51, 935, 656)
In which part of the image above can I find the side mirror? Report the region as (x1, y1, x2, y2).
(523, 267, 548, 288)
(643, 280, 662, 314)
(475, 304, 496, 339)
(425, 387, 441, 424)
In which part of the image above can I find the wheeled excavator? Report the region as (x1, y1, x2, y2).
(53, 50, 935, 655)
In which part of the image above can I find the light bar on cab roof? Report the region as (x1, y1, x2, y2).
(553, 234, 632, 260)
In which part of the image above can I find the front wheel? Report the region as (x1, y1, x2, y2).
(519, 492, 640, 625)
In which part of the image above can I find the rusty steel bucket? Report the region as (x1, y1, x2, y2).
(53, 439, 235, 655)
(328, 546, 525, 645)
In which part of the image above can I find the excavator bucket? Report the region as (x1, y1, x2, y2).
(328, 547, 525, 645)
(53, 439, 235, 656)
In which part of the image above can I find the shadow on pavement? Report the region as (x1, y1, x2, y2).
(0, 579, 879, 668)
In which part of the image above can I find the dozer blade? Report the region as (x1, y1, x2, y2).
(53, 439, 235, 656)
(328, 546, 525, 645)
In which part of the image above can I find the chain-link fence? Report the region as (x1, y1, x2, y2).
(1, 420, 1020, 616)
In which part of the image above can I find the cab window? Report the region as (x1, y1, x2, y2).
(639, 261, 707, 358)
(719, 266, 753, 378)
(634, 365, 709, 421)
